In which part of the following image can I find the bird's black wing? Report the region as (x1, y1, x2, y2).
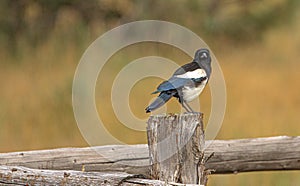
(153, 62, 207, 94)
(152, 62, 204, 94)
(173, 62, 200, 75)
(152, 77, 191, 94)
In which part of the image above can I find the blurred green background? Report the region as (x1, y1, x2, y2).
(1, 0, 300, 185)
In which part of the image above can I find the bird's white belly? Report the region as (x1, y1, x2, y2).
(182, 82, 206, 102)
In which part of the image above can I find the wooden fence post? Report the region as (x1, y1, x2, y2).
(147, 113, 207, 185)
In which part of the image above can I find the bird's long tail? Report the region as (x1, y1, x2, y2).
(145, 92, 172, 113)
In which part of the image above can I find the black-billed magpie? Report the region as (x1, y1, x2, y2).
(145, 48, 212, 113)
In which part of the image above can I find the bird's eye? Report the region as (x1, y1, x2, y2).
(200, 52, 207, 58)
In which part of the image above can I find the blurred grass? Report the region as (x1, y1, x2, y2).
(0, 1, 300, 185)
(0, 38, 88, 151)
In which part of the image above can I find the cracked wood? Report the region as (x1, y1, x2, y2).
(1, 136, 300, 174)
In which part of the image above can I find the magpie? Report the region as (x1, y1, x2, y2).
(145, 48, 212, 113)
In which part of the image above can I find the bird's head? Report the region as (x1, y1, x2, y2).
(194, 48, 211, 64)
(194, 48, 212, 77)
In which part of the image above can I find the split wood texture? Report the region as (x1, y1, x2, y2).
(0, 165, 184, 186)
(1, 136, 300, 175)
(147, 113, 206, 184)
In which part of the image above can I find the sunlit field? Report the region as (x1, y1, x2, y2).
(0, 1, 300, 185)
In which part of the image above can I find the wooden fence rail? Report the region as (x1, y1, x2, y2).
(1, 136, 300, 175)
(0, 165, 172, 186)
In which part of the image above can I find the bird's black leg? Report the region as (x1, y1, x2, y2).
(180, 100, 194, 113)
(183, 101, 195, 113)
(182, 102, 192, 113)
(177, 92, 194, 113)
(177, 95, 191, 113)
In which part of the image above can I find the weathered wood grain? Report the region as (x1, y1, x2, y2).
(0, 144, 149, 174)
(0, 165, 160, 185)
(147, 113, 205, 184)
(1, 136, 300, 174)
(205, 136, 300, 173)
(0, 165, 202, 186)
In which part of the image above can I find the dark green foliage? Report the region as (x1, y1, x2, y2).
(0, 0, 299, 55)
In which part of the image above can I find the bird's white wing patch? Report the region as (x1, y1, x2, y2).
(175, 69, 206, 79)
(182, 79, 208, 102)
